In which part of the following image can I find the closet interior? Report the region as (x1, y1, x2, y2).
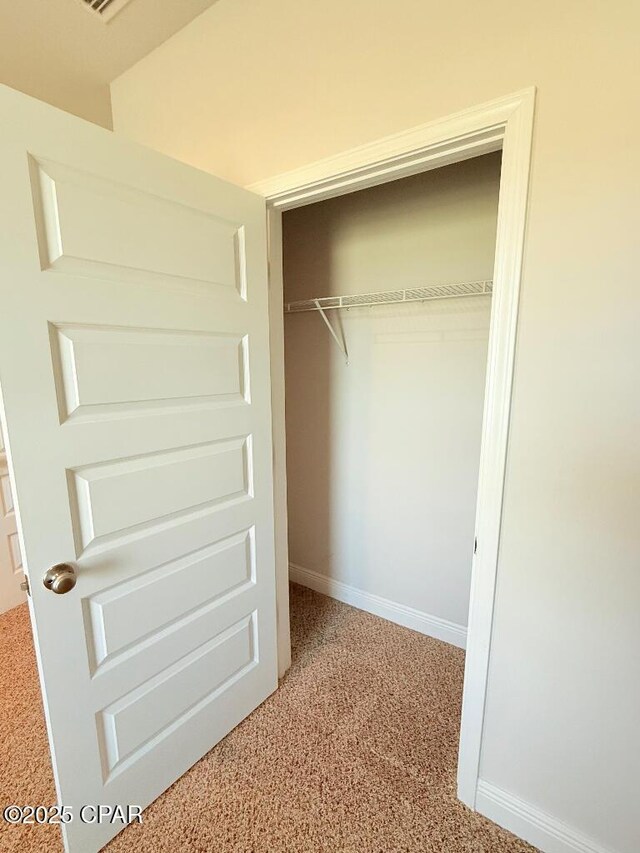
(282, 152, 502, 647)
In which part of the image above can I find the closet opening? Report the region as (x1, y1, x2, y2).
(278, 150, 502, 788)
(283, 152, 500, 638)
(262, 89, 534, 809)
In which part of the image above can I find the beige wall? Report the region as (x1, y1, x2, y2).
(283, 154, 501, 303)
(0, 0, 226, 130)
(0, 67, 111, 130)
(284, 155, 499, 631)
(111, 3, 640, 852)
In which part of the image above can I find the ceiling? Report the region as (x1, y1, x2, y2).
(0, 0, 221, 127)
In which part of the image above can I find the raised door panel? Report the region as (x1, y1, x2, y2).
(84, 527, 255, 672)
(97, 613, 256, 781)
(49, 324, 249, 422)
(30, 158, 247, 296)
(68, 436, 253, 555)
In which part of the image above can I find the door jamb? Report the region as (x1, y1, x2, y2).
(250, 88, 535, 809)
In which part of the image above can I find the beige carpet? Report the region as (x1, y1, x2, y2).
(0, 584, 536, 852)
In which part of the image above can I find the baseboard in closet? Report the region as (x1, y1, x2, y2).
(476, 779, 618, 853)
(289, 562, 467, 649)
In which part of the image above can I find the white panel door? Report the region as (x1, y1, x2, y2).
(0, 422, 26, 613)
(0, 84, 278, 852)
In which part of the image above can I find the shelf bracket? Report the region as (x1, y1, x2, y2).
(314, 299, 349, 364)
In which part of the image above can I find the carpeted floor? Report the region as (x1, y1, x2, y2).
(0, 583, 536, 852)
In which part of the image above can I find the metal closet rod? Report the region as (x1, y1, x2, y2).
(284, 279, 493, 314)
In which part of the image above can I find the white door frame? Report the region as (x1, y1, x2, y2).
(249, 88, 535, 809)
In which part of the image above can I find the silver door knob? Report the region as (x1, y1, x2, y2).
(43, 563, 77, 594)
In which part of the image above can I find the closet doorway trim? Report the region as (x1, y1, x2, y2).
(251, 87, 536, 812)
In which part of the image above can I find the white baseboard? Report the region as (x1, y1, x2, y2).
(289, 562, 467, 649)
(476, 779, 617, 853)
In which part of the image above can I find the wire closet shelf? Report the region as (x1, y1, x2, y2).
(284, 279, 493, 313)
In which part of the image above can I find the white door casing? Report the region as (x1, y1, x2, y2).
(0, 422, 26, 613)
(251, 88, 535, 810)
(0, 84, 278, 852)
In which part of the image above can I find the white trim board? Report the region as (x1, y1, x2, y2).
(289, 563, 467, 649)
(476, 780, 618, 853)
(258, 87, 536, 821)
(250, 90, 530, 209)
